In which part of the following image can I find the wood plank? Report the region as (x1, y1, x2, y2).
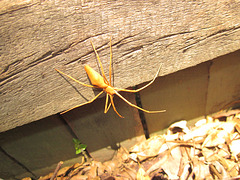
(140, 50, 240, 135)
(1, 0, 240, 132)
(61, 92, 145, 162)
(0, 115, 82, 178)
(0, 150, 32, 179)
(140, 62, 210, 134)
(206, 50, 240, 113)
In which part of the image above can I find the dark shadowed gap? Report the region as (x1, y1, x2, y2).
(134, 86, 150, 139)
(57, 114, 79, 140)
(57, 114, 92, 159)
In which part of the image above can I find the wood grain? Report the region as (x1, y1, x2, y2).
(1, 0, 240, 132)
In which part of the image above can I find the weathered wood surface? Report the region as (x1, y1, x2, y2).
(1, 0, 240, 132)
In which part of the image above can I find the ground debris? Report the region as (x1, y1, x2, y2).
(24, 110, 240, 180)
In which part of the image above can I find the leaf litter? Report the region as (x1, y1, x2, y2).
(23, 109, 240, 180)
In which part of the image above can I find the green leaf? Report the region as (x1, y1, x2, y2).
(72, 138, 87, 155)
(75, 148, 82, 155)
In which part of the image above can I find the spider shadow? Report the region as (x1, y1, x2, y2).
(56, 70, 102, 101)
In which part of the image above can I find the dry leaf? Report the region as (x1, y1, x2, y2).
(56, 166, 70, 177)
(136, 167, 150, 180)
(161, 153, 180, 179)
(195, 118, 207, 127)
(27, 109, 240, 180)
(22, 178, 32, 180)
(202, 122, 235, 147)
(230, 139, 240, 158)
(38, 173, 53, 180)
(210, 161, 228, 179)
(129, 136, 165, 161)
(183, 122, 217, 142)
(167, 120, 189, 134)
(191, 159, 211, 179)
(70, 174, 88, 180)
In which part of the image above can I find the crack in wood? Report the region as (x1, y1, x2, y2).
(114, 30, 197, 65)
(122, 45, 143, 57)
(64, 33, 110, 65)
(0, 52, 38, 85)
(206, 25, 240, 39)
(1, 59, 23, 75)
(64, 30, 193, 66)
(0, 1, 40, 15)
(181, 26, 240, 53)
(65, 42, 109, 66)
(0, 44, 73, 84)
(28, 43, 73, 67)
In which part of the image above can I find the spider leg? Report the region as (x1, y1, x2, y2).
(109, 37, 112, 85)
(114, 64, 162, 93)
(114, 91, 165, 113)
(109, 95, 124, 118)
(55, 68, 94, 88)
(104, 93, 112, 113)
(106, 102, 112, 112)
(90, 40, 109, 83)
(104, 94, 110, 113)
(60, 91, 104, 114)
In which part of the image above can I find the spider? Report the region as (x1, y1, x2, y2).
(55, 38, 165, 118)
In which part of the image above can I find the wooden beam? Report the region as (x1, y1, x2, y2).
(1, 0, 240, 132)
(61, 92, 144, 162)
(0, 115, 81, 178)
(140, 50, 240, 135)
